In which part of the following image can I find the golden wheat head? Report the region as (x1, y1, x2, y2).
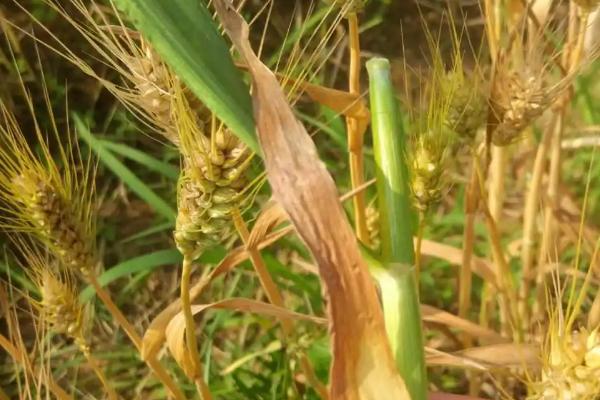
(0, 83, 97, 278)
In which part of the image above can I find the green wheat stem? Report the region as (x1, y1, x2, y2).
(366, 57, 428, 400)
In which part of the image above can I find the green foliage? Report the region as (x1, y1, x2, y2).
(112, 0, 258, 153)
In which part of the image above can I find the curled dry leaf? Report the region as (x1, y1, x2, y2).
(237, 62, 371, 134)
(294, 80, 370, 136)
(165, 298, 326, 377)
(214, 1, 410, 399)
(141, 209, 292, 360)
(246, 200, 289, 249)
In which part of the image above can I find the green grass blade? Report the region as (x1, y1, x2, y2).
(74, 115, 176, 222)
(120, 221, 174, 244)
(367, 57, 428, 400)
(112, 0, 258, 153)
(79, 249, 182, 302)
(0, 260, 38, 295)
(100, 140, 179, 181)
(297, 110, 347, 149)
(80, 246, 226, 302)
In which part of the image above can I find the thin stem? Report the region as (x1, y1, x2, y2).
(474, 155, 520, 340)
(346, 12, 370, 246)
(181, 256, 212, 400)
(80, 345, 119, 400)
(231, 209, 328, 399)
(483, 0, 499, 60)
(90, 276, 142, 348)
(231, 209, 285, 311)
(459, 158, 478, 325)
(519, 114, 556, 321)
(488, 146, 506, 235)
(414, 212, 425, 283)
(534, 7, 589, 319)
(89, 276, 186, 400)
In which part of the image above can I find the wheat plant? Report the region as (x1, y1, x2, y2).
(1, 0, 600, 399)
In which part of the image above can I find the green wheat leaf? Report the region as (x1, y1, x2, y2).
(112, 0, 259, 153)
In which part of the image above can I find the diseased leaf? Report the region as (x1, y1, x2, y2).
(213, 2, 410, 399)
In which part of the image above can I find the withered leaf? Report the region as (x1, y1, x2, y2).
(214, 2, 410, 399)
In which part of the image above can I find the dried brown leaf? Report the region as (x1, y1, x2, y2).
(426, 343, 539, 370)
(420, 239, 498, 288)
(421, 305, 507, 344)
(237, 61, 370, 132)
(214, 2, 410, 399)
(295, 80, 370, 135)
(141, 225, 291, 360)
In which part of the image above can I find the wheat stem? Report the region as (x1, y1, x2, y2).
(181, 256, 212, 400)
(414, 212, 425, 285)
(534, 6, 589, 319)
(519, 114, 556, 321)
(80, 347, 119, 400)
(89, 276, 142, 348)
(346, 12, 370, 247)
(474, 154, 521, 340)
(459, 158, 478, 327)
(488, 146, 506, 239)
(89, 276, 186, 400)
(231, 208, 329, 399)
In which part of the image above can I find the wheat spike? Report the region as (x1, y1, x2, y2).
(12, 173, 97, 277)
(488, 22, 574, 147)
(39, 270, 87, 344)
(443, 71, 487, 143)
(126, 43, 180, 144)
(489, 66, 550, 146)
(0, 87, 97, 279)
(527, 328, 600, 399)
(410, 134, 449, 211)
(175, 127, 251, 259)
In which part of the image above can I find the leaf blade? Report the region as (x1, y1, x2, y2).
(112, 0, 258, 153)
(74, 115, 176, 222)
